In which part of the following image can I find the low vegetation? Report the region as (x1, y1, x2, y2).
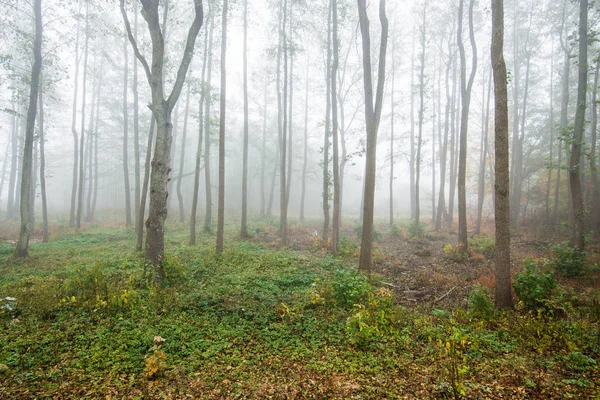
(0, 222, 599, 398)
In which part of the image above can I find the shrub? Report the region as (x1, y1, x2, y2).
(390, 224, 401, 237)
(354, 224, 381, 241)
(513, 260, 557, 309)
(337, 235, 358, 258)
(469, 236, 495, 258)
(564, 351, 597, 373)
(468, 285, 495, 320)
(407, 219, 425, 238)
(331, 269, 371, 308)
(346, 288, 401, 346)
(552, 243, 585, 278)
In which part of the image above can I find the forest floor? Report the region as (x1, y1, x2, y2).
(0, 217, 599, 399)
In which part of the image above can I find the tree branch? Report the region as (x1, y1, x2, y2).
(167, 0, 204, 112)
(120, 0, 152, 84)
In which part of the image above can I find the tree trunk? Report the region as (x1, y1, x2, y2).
(204, 12, 215, 234)
(448, 52, 458, 230)
(280, 0, 289, 245)
(260, 69, 268, 218)
(15, 0, 42, 257)
(389, 41, 395, 227)
(241, 0, 249, 238)
(123, 34, 132, 227)
(190, 9, 210, 245)
(436, 39, 452, 232)
(590, 57, 600, 235)
(475, 71, 492, 234)
(69, 11, 81, 228)
(331, 0, 340, 253)
(38, 80, 48, 242)
(137, 118, 155, 250)
(121, 0, 204, 279)
(286, 0, 294, 209)
(569, 0, 587, 251)
(133, 11, 141, 226)
(216, 0, 228, 255)
(545, 38, 554, 222)
(457, 0, 477, 250)
(177, 83, 191, 223)
(357, 0, 388, 273)
(76, 6, 89, 230)
(491, 0, 511, 308)
(322, 0, 331, 245)
(415, 4, 426, 239)
(409, 35, 416, 221)
(300, 46, 309, 222)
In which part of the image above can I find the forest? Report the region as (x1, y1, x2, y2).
(0, 0, 599, 398)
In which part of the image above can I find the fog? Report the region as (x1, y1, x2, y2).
(0, 0, 594, 234)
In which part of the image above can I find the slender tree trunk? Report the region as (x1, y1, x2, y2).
(591, 57, 600, 234)
(545, 38, 554, 221)
(323, 0, 331, 245)
(476, 71, 492, 234)
(286, 0, 294, 208)
(91, 90, 100, 220)
(76, 6, 89, 230)
(491, 0, 511, 308)
(457, 0, 477, 250)
(204, 13, 215, 233)
(38, 80, 48, 242)
(85, 63, 96, 222)
(267, 146, 279, 218)
(190, 11, 210, 245)
(431, 68, 436, 226)
(6, 94, 17, 219)
(15, 0, 42, 257)
(331, 0, 340, 253)
(555, 0, 570, 226)
(389, 43, 395, 227)
(122, 35, 132, 227)
(280, 0, 289, 245)
(0, 141, 9, 213)
(216, 0, 228, 254)
(241, 0, 249, 237)
(409, 35, 416, 220)
(448, 52, 458, 229)
(569, 0, 587, 251)
(133, 11, 141, 225)
(69, 11, 81, 228)
(436, 46, 452, 231)
(260, 69, 268, 218)
(415, 4, 426, 238)
(357, 0, 388, 273)
(300, 47, 309, 222)
(177, 83, 191, 223)
(137, 118, 155, 250)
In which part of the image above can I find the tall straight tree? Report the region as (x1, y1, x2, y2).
(191, 7, 210, 245)
(176, 83, 191, 223)
(203, 10, 215, 233)
(457, 0, 477, 250)
(357, 0, 388, 273)
(569, 0, 587, 250)
(15, 0, 42, 257)
(475, 71, 492, 234)
(136, 119, 155, 250)
(414, 4, 426, 239)
(299, 44, 309, 222)
(76, 5, 90, 230)
(216, 0, 228, 254)
(280, 0, 289, 245)
(69, 6, 81, 228)
(331, 0, 340, 253)
(133, 11, 141, 225)
(120, 0, 204, 279)
(38, 85, 48, 243)
(240, 0, 249, 238)
(590, 58, 600, 234)
(122, 35, 132, 226)
(322, 0, 331, 245)
(491, 0, 511, 308)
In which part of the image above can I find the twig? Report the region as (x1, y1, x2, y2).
(382, 281, 401, 289)
(434, 286, 457, 304)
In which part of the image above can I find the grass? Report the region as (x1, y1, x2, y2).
(0, 222, 599, 399)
